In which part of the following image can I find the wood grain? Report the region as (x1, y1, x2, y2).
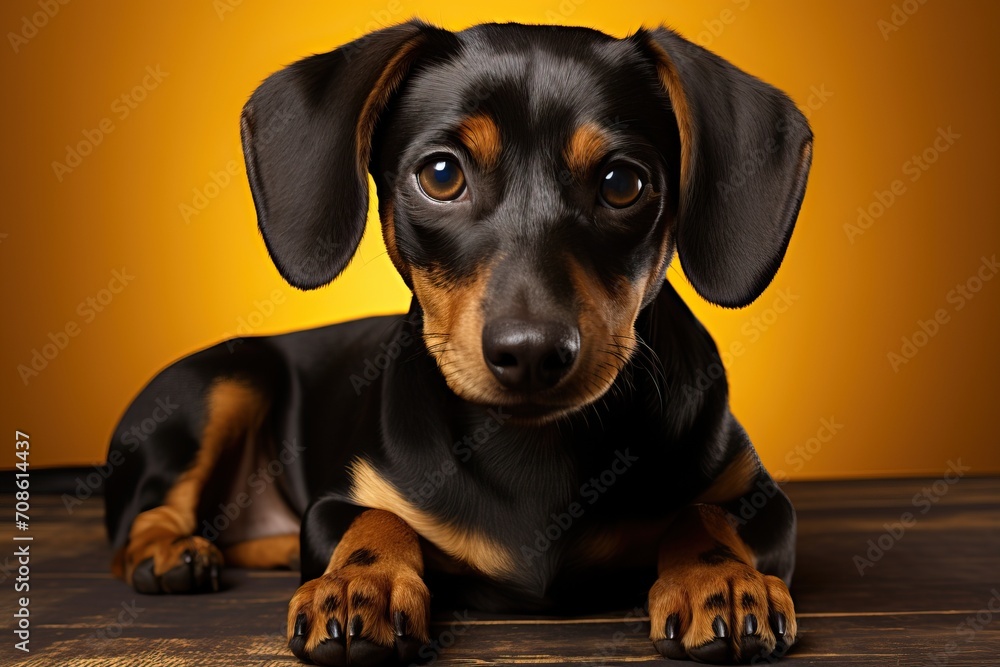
(3, 478, 999, 666)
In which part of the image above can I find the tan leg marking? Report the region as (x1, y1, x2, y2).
(287, 509, 429, 654)
(224, 534, 300, 569)
(649, 505, 797, 661)
(120, 380, 268, 586)
(695, 447, 760, 505)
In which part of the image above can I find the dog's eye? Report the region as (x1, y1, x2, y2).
(599, 165, 644, 208)
(417, 159, 466, 201)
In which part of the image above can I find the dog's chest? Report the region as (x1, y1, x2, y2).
(400, 419, 679, 599)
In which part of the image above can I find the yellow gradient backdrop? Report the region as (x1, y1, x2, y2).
(2, 1, 999, 477)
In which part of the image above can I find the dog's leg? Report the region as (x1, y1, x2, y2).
(117, 380, 267, 594)
(223, 535, 300, 569)
(649, 418, 797, 665)
(287, 505, 430, 667)
(648, 495, 797, 664)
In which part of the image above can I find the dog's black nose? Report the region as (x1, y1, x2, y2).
(482, 319, 580, 391)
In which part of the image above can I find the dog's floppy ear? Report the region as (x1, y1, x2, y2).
(240, 20, 439, 289)
(638, 27, 813, 308)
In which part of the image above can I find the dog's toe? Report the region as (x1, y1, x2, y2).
(126, 537, 224, 594)
(737, 613, 771, 660)
(160, 549, 211, 593)
(287, 565, 429, 666)
(131, 558, 159, 594)
(288, 613, 315, 664)
(393, 611, 424, 664)
(649, 564, 796, 664)
(652, 613, 688, 660)
(311, 618, 348, 666)
(688, 638, 731, 664)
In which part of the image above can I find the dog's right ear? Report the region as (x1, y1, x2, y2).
(240, 20, 442, 290)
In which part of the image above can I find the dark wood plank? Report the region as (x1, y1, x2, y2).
(2, 478, 998, 665)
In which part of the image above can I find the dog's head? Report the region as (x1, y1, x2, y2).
(241, 21, 811, 422)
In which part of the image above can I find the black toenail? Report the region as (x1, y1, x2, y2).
(328, 617, 342, 640)
(666, 613, 680, 640)
(349, 615, 362, 638)
(394, 610, 407, 637)
(182, 550, 193, 565)
(744, 613, 758, 635)
(773, 611, 787, 637)
(712, 615, 727, 638)
(294, 613, 307, 637)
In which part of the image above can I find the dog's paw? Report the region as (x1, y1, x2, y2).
(126, 534, 223, 594)
(649, 560, 796, 664)
(287, 562, 430, 666)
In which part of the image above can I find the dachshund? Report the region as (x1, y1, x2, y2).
(104, 19, 812, 666)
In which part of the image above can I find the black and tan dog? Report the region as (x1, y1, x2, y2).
(104, 19, 812, 665)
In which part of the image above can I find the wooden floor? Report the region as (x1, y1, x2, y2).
(3, 477, 999, 666)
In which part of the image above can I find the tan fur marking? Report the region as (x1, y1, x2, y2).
(111, 547, 126, 580)
(380, 201, 410, 282)
(162, 381, 266, 521)
(458, 114, 502, 167)
(411, 265, 495, 402)
(565, 258, 644, 406)
(800, 140, 813, 173)
(564, 122, 610, 179)
(224, 534, 300, 569)
(120, 380, 268, 582)
(649, 506, 797, 660)
(287, 509, 429, 651)
(356, 34, 427, 172)
(348, 458, 515, 578)
(646, 38, 693, 192)
(695, 448, 760, 504)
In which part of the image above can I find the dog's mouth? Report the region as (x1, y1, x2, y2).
(429, 323, 635, 426)
(483, 392, 589, 425)
(412, 262, 648, 422)
(482, 396, 580, 426)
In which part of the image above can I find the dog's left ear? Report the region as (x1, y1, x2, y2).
(638, 27, 813, 308)
(240, 20, 449, 290)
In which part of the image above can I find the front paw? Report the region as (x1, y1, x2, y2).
(287, 562, 430, 666)
(649, 560, 796, 663)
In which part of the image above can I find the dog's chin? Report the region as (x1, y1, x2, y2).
(458, 384, 614, 427)
(435, 357, 622, 426)
(497, 401, 578, 427)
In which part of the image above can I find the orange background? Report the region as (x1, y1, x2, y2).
(2, 1, 998, 478)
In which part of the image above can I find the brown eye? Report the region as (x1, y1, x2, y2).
(417, 158, 466, 201)
(599, 164, 643, 208)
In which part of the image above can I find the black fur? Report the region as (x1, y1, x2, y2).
(639, 28, 812, 308)
(105, 17, 810, 661)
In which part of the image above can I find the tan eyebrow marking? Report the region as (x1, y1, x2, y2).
(564, 122, 610, 179)
(457, 114, 502, 167)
